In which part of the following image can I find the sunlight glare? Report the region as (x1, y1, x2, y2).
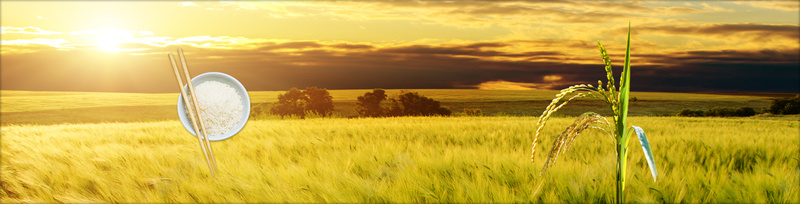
(94, 29, 133, 52)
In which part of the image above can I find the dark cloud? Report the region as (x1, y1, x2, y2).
(463, 42, 507, 49)
(380, 44, 505, 56)
(1, 41, 797, 93)
(633, 49, 799, 93)
(647, 49, 798, 65)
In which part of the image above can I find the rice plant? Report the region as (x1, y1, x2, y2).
(530, 23, 657, 204)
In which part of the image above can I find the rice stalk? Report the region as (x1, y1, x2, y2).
(598, 41, 616, 106)
(539, 112, 611, 176)
(530, 23, 657, 204)
(531, 85, 591, 163)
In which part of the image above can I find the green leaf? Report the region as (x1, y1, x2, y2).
(632, 125, 657, 181)
(617, 23, 632, 139)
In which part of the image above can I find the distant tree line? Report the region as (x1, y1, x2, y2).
(266, 89, 800, 119)
(266, 88, 450, 119)
(675, 96, 800, 117)
(356, 89, 451, 117)
(677, 107, 757, 117)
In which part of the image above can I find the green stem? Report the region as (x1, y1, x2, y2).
(616, 127, 632, 204)
(617, 143, 627, 204)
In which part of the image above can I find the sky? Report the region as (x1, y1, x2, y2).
(1, 1, 798, 93)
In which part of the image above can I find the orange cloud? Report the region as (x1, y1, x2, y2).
(734, 1, 799, 11)
(472, 80, 554, 90)
(543, 75, 563, 82)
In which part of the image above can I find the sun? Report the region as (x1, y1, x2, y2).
(96, 35, 121, 52)
(94, 29, 131, 52)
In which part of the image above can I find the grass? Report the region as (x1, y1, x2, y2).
(1, 116, 797, 203)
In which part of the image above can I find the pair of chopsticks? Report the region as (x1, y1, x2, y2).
(168, 48, 218, 177)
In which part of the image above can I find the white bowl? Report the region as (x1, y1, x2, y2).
(177, 72, 250, 141)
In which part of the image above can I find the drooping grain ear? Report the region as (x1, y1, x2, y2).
(539, 112, 611, 176)
(531, 86, 589, 163)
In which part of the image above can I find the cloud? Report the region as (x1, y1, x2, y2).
(471, 80, 550, 90)
(632, 49, 799, 92)
(634, 22, 800, 52)
(701, 3, 733, 12)
(650, 49, 799, 65)
(639, 23, 799, 40)
(734, 1, 800, 11)
(1, 38, 68, 46)
(2, 39, 797, 93)
(1, 43, 61, 54)
(1, 39, 70, 54)
(543, 75, 563, 82)
(238, 1, 702, 30)
(0, 39, 598, 92)
(378, 42, 564, 61)
(1, 9, 797, 93)
(256, 41, 323, 51)
(1, 26, 63, 35)
(330, 43, 374, 50)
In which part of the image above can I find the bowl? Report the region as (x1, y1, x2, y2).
(177, 72, 250, 141)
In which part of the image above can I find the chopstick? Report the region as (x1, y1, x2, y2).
(178, 48, 219, 174)
(168, 49, 217, 176)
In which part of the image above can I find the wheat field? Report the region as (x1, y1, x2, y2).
(1, 90, 797, 203)
(2, 116, 798, 203)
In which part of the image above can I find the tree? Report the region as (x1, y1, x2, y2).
(304, 86, 334, 117)
(270, 87, 307, 119)
(735, 107, 756, 117)
(391, 91, 451, 116)
(386, 98, 404, 117)
(355, 89, 387, 117)
(769, 95, 800, 115)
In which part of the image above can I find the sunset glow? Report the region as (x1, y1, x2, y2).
(1, 1, 797, 93)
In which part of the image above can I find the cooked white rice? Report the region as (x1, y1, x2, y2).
(186, 80, 242, 136)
